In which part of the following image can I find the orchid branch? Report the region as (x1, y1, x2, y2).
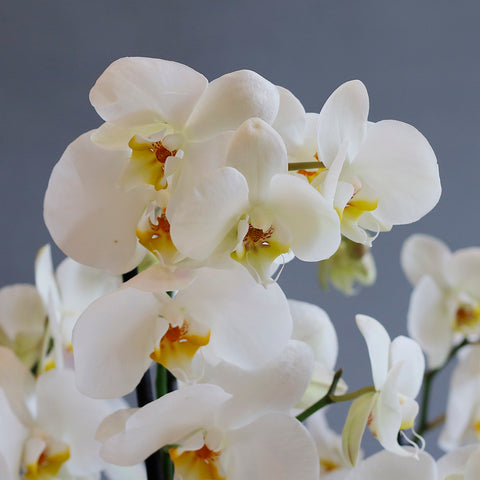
(296, 369, 375, 422)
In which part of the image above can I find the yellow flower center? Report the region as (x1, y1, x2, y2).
(169, 444, 225, 480)
(24, 445, 70, 480)
(473, 418, 480, 439)
(453, 302, 480, 333)
(150, 319, 210, 372)
(137, 209, 178, 261)
(320, 458, 341, 473)
(339, 197, 379, 222)
(127, 135, 178, 191)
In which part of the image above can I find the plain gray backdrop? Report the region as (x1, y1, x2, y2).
(2, 0, 479, 459)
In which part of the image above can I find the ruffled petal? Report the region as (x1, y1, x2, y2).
(401, 234, 450, 287)
(89, 57, 208, 128)
(267, 174, 340, 261)
(317, 80, 369, 167)
(353, 120, 441, 225)
(44, 132, 151, 274)
(226, 118, 287, 203)
(355, 315, 390, 389)
(169, 167, 249, 260)
(73, 287, 166, 398)
(226, 412, 319, 480)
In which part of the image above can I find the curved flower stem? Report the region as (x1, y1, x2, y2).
(296, 369, 375, 422)
(288, 161, 326, 171)
(417, 338, 470, 436)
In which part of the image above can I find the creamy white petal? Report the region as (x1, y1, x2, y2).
(355, 315, 390, 389)
(272, 86, 306, 152)
(123, 264, 196, 292)
(407, 275, 452, 369)
(353, 120, 441, 225)
(317, 80, 369, 167)
(226, 412, 319, 480)
(35, 369, 112, 476)
(100, 384, 230, 466)
(73, 287, 165, 398)
(169, 167, 249, 260)
(0, 387, 28, 480)
(176, 266, 292, 368)
(289, 299, 338, 368)
(448, 247, 480, 296)
(389, 336, 424, 398)
(203, 340, 313, 428)
(401, 234, 451, 287)
(226, 118, 288, 203)
(345, 449, 437, 480)
(44, 132, 151, 274)
(438, 445, 480, 479)
(89, 57, 208, 128)
(186, 70, 280, 140)
(267, 174, 340, 261)
(0, 347, 35, 425)
(0, 284, 45, 341)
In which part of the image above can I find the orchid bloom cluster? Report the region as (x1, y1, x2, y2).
(4, 55, 480, 480)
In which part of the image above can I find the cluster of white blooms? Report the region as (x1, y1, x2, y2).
(5, 56, 480, 479)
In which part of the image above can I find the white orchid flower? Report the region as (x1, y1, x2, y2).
(344, 448, 437, 480)
(439, 345, 480, 450)
(437, 445, 480, 480)
(294, 80, 441, 246)
(342, 315, 424, 465)
(44, 57, 282, 274)
(73, 265, 292, 398)
(0, 347, 145, 480)
(401, 234, 480, 368)
(170, 117, 340, 284)
(98, 383, 320, 480)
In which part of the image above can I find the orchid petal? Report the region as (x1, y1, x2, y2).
(407, 275, 452, 369)
(169, 167, 249, 260)
(345, 449, 437, 480)
(44, 132, 151, 274)
(317, 80, 369, 167)
(176, 266, 292, 368)
(123, 264, 196, 292)
(186, 70, 280, 140)
(342, 392, 377, 467)
(89, 57, 208, 128)
(389, 336, 425, 398)
(289, 299, 338, 368)
(272, 86, 306, 152)
(267, 174, 340, 261)
(355, 315, 390, 389)
(226, 412, 319, 480)
(353, 120, 441, 225)
(448, 247, 480, 297)
(73, 287, 166, 398)
(438, 445, 480, 479)
(400, 234, 450, 287)
(226, 118, 288, 202)
(99, 385, 231, 466)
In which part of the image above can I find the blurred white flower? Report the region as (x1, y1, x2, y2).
(401, 234, 480, 368)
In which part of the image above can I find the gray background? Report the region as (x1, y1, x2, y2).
(2, 0, 479, 459)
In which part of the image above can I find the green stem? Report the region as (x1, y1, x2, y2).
(417, 338, 470, 436)
(296, 369, 375, 422)
(288, 161, 326, 171)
